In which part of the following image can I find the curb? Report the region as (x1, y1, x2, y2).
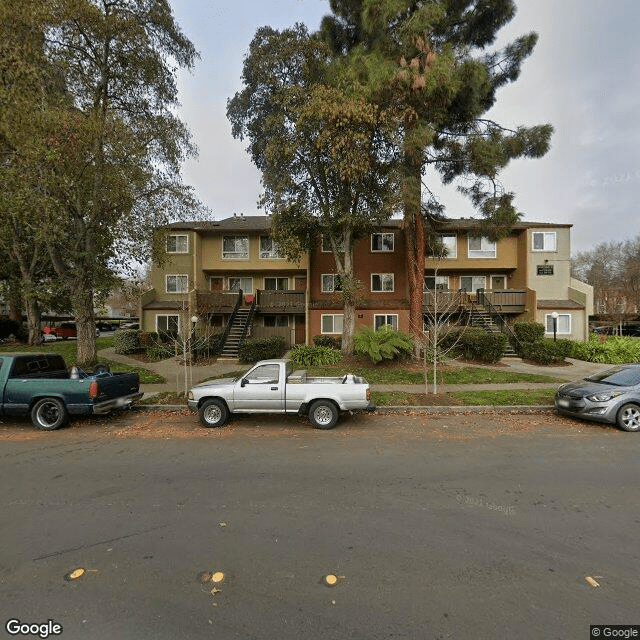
(132, 404, 557, 415)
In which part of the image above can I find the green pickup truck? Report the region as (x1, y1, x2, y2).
(0, 353, 143, 430)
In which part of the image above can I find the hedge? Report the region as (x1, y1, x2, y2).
(114, 329, 143, 354)
(513, 322, 545, 344)
(238, 336, 286, 363)
(571, 334, 640, 363)
(519, 338, 567, 365)
(438, 327, 506, 363)
(290, 345, 342, 367)
(312, 335, 341, 349)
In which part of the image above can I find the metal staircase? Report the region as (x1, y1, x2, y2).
(220, 308, 253, 358)
(471, 291, 521, 356)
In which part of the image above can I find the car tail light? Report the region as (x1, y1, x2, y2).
(366, 388, 371, 401)
(89, 381, 99, 398)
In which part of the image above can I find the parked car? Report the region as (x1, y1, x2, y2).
(555, 364, 640, 431)
(43, 322, 101, 340)
(188, 359, 375, 429)
(0, 353, 143, 430)
(118, 322, 140, 331)
(96, 321, 117, 332)
(592, 324, 640, 337)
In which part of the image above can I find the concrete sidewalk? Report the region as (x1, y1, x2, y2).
(98, 347, 613, 399)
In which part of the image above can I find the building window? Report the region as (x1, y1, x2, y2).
(259, 236, 281, 259)
(322, 235, 344, 253)
(374, 314, 398, 330)
(223, 235, 249, 260)
(424, 276, 449, 291)
(468, 236, 496, 258)
(460, 276, 486, 292)
(264, 277, 289, 291)
(228, 277, 253, 293)
(166, 234, 188, 253)
(321, 314, 344, 334)
(321, 274, 342, 293)
(371, 273, 394, 292)
(428, 234, 457, 259)
(156, 314, 179, 335)
(264, 315, 289, 327)
(371, 232, 394, 252)
(166, 275, 188, 293)
(533, 231, 557, 252)
(545, 313, 571, 334)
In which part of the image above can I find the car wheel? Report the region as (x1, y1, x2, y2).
(199, 399, 229, 428)
(616, 403, 640, 432)
(308, 400, 339, 430)
(31, 398, 68, 431)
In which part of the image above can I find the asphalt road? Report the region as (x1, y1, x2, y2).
(0, 410, 638, 640)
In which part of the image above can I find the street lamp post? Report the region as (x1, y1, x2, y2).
(551, 312, 558, 342)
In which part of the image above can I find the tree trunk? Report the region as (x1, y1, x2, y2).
(73, 289, 97, 367)
(24, 296, 42, 346)
(402, 133, 425, 346)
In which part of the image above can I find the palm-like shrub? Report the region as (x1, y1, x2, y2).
(353, 325, 414, 364)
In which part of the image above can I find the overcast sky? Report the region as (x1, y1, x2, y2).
(169, 0, 640, 254)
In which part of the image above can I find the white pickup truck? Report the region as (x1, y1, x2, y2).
(187, 359, 375, 429)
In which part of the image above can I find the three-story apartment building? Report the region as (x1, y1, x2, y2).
(141, 215, 593, 351)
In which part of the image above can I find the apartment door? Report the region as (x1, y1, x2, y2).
(295, 276, 307, 291)
(294, 315, 306, 344)
(490, 275, 507, 290)
(210, 277, 223, 292)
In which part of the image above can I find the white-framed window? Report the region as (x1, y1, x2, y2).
(223, 235, 249, 260)
(468, 236, 496, 258)
(166, 274, 188, 293)
(321, 235, 344, 253)
(321, 274, 342, 293)
(321, 314, 344, 334)
(545, 313, 571, 334)
(374, 314, 398, 330)
(532, 231, 557, 252)
(228, 277, 253, 293)
(371, 232, 394, 252)
(264, 277, 289, 291)
(424, 275, 449, 291)
(259, 235, 281, 259)
(264, 315, 289, 328)
(428, 234, 457, 259)
(371, 273, 394, 292)
(166, 234, 188, 253)
(460, 275, 486, 292)
(156, 314, 179, 335)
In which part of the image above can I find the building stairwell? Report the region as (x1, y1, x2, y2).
(468, 307, 517, 356)
(219, 308, 253, 358)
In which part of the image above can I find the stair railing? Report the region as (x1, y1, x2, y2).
(476, 289, 521, 350)
(238, 296, 257, 351)
(217, 289, 243, 355)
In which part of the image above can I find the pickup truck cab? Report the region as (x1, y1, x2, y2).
(188, 359, 375, 429)
(0, 353, 143, 430)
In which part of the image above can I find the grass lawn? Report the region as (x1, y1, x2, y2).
(307, 363, 563, 385)
(448, 389, 556, 406)
(0, 336, 165, 384)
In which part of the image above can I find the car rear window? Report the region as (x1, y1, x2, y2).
(10, 355, 68, 378)
(586, 367, 640, 387)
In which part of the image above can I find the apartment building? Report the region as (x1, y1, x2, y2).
(141, 215, 593, 352)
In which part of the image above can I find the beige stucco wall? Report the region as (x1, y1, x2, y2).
(424, 233, 518, 270)
(526, 227, 572, 299)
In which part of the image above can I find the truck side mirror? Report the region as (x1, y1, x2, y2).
(240, 378, 247, 387)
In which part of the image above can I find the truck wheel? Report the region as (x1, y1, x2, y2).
(309, 400, 339, 430)
(31, 398, 68, 431)
(199, 399, 229, 428)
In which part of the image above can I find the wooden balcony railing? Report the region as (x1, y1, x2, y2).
(195, 291, 240, 313)
(478, 289, 527, 312)
(257, 290, 305, 313)
(423, 289, 526, 312)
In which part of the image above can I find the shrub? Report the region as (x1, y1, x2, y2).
(139, 331, 158, 348)
(554, 338, 575, 359)
(353, 325, 414, 364)
(238, 336, 286, 363)
(193, 332, 223, 359)
(312, 335, 341, 349)
(290, 345, 342, 367)
(146, 342, 174, 361)
(513, 322, 545, 344)
(437, 327, 506, 362)
(520, 338, 566, 365)
(438, 327, 486, 357)
(571, 334, 640, 363)
(114, 329, 142, 354)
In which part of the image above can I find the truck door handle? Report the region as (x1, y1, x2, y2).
(270, 386, 278, 391)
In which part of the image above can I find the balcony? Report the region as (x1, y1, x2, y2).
(257, 290, 305, 313)
(423, 289, 526, 313)
(195, 291, 241, 313)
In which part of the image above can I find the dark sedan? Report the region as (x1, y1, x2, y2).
(555, 365, 640, 431)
